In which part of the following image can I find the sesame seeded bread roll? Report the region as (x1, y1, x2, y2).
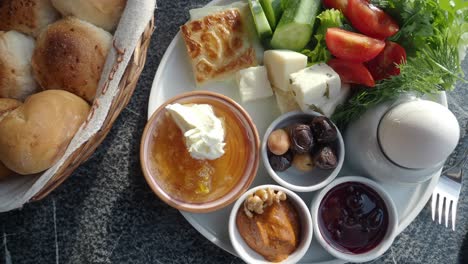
(51, 0, 127, 32)
(0, 0, 59, 37)
(0, 90, 90, 175)
(0, 31, 38, 100)
(32, 17, 112, 103)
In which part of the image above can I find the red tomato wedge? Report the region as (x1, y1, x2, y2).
(346, 0, 399, 39)
(325, 28, 385, 63)
(323, 0, 348, 11)
(328, 59, 375, 87)
(366, 41, 407, 81)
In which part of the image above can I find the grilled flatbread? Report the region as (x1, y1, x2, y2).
(181, 8, 257, 86)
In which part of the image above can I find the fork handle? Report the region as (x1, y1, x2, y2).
(444, 136, 468, 181)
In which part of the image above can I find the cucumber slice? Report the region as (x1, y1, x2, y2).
(259, 0, 284, 29)
(270, 0, 320, 51)
(248, 0, 273, 40)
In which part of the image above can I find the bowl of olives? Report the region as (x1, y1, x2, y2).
(261, 111, 344, 192)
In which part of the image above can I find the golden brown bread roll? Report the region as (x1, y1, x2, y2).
(51, 0, 127, 32)
(0, 31, 39, 100)
(0, 0, 59, 37)
(31, 17, 112, 103)
(0, 162, 15, 181)
(0, 98, 22, 120)
(0, 90, 90, 175)
(0, 98, 21, 180)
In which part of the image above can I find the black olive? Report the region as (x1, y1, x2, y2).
(268, 150, 293, 172)
(288, 124, 314, 154)
(314, 146, 338, 169)
(310, 116, 338, 144)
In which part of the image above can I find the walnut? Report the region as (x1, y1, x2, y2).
(243, 188, 287, 218)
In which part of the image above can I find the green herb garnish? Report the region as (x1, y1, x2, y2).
(323, 83, 330, 99)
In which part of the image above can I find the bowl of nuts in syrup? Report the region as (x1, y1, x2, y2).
(261, 111, 345, 192)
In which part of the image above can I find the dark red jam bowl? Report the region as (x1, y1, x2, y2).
(318, 182, 389, 254)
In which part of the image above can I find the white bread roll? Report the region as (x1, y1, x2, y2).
(32, 17, 112, 103)
(0, 0, 59, 37)
(0, 90, 90, 175)
(51, 0, 126, 32)
(0, 31, 38, 100)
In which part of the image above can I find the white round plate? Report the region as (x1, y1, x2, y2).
(148, 1, 445, 262)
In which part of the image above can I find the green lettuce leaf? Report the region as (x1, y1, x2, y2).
(301, 9, 344, 64)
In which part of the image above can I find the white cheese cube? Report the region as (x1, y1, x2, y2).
(320, 83, 350, 117)
(273, 86, 301, 114)
(236, 66, 273, 102)
(264, 50, 307, 91)
(290, 63, 341, 113)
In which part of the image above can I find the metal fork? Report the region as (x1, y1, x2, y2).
(431, 139, 468, 230)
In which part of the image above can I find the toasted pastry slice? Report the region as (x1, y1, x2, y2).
(181, 8, 257, 86)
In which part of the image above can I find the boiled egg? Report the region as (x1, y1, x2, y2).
(378, 100, 460, 169)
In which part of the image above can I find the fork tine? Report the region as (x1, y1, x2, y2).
(445, 199, 451, 227)
(431, 193, 437, 221)
(438, 196, 444, 224)
(452, 200, 458, 230)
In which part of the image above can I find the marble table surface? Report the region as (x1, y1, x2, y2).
(1, 1, 467, 263)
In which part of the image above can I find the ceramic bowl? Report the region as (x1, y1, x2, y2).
(262, 111, 345, 192)
(140, 91, 260, 213)
(310, 176, 399, 263)
(229, 184, 313, 264)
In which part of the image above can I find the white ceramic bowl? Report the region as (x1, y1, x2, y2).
(229, 184, 313, 264)
(310, 176, 399, 263)
(262, 111, 345, 192)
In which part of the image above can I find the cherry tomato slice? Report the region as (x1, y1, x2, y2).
(366, 41, 406, 81)
(346, 0, 399, 39)
(323, 0, 348, 11)
(325, 28, 385, 63)
(328, 59, 375, 87)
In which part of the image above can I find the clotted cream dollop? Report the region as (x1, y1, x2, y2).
(165, 103, 225, 160)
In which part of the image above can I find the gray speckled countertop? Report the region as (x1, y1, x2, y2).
(1, 1, 468, 263)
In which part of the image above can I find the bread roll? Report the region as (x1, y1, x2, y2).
(51, 0, 126, 32)
(0, 162, 15, 181)
(0, 31, 38, 100)
(32, 17, 112, 103)
(0, 98, 21, 180)
(0, 0, 59, 37)
(0, 98, 22, 120)
(0, 90, 90, 175)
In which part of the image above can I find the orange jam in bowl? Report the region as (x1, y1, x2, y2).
(140, 91, 260, 213)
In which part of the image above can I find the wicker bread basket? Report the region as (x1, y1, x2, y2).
(27, 17, 155, 201)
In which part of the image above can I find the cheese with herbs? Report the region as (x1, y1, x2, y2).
(290, 63, 344, 117)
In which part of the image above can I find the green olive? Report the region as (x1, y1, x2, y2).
(267, 129, 291, 155)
